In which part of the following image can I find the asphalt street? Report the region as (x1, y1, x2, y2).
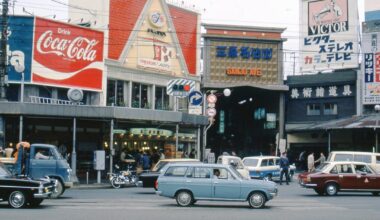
(1, 182, 380, 220)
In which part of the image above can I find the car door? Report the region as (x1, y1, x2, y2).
(185, 167, 212, 199)
(353, 164, 379, 190)
(29, 147, 56, 178)
(336, 164, 357, 189)
(213, 168, 241, 199)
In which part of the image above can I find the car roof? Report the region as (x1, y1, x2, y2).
(158, 159, 199, 162)
(330, 151, 380, 155)
(243, 156, 278, 160)
(325, 161, 370, 165)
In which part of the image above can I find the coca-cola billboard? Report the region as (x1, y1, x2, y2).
(32, 17, 104, 91)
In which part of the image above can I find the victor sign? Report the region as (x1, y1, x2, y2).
(32, 17, 104, 91)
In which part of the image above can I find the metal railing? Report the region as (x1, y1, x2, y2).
(29, 96, 83, 105)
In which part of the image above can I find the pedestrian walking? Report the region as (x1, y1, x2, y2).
(307, 152, 315, 172)
(279, 152, 290, 185)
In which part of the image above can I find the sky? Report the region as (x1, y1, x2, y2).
(6, 0, 366, 77)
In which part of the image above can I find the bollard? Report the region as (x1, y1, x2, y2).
(86, 172, 89, 185)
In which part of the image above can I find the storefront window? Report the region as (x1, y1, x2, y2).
(307, 104, 320, 116)
(155, 86, 169, 110)
(107, 80, 126, 106)
(132, 83, 150, 109)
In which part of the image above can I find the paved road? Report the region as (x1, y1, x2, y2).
(1, 183, 380, 220)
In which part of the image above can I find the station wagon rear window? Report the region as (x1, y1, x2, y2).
(164, 166, 188, 177)
(354, 155, 371, 163)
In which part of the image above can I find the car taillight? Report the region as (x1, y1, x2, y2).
(155, 180, 158, 189)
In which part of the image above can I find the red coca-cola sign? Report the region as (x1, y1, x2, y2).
(32, 17, 104, 91)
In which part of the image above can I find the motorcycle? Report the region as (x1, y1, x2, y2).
(108, 164, 138, 189)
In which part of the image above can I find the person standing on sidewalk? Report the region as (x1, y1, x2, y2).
(279, 152, 290, 185)
(307, 152, 315, 172)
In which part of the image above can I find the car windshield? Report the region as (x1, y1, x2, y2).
(315, 163, 330, 172)
(229, 165, 244, 179)
(0, 163, 12, 177)
(243, 158, 259, 167)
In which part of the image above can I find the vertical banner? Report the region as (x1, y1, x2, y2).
(364, 52, 380, 104)
(300, 0, 359, 72)
(7, 16, 34, 82)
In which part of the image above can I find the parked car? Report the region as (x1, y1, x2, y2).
(0, 163, 56, 208)
(137, 159, 200, 189)
(216, 155, 250, 179)
(299, 161, 380, 196)
(242, 156, 296, 181)
(0, 142, 73, 198)
(327, 151, 380, 173)
(156, 163, 278, 209)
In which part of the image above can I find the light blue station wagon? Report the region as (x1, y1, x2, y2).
(156, 163, 278, 208)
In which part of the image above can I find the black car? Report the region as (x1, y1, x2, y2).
(0, 163, 56, 208)
(137, 159, 201, 189)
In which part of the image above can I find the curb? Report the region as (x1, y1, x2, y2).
(71, 183, 138, 190)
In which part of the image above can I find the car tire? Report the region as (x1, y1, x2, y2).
(29, 198, 44, 207)
(314, 189, 324, 196)
(175, 191, 193, 207)
(50, 178, 65, 199)
(248, 192, 266, 209)
(8, 191, 27, 208)
(372, 192, 379, 196)
(325, 183, 338, 196)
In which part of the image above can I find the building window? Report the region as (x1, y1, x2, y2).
(39, 86, 52, 98)
(155, 86, 169, 110)
(57, 88, 69, 101)
(324, 103, 337, 115)
(132, 83, 149, 109)
(307, 104, 321, 116)
(107, 80, 125, 106)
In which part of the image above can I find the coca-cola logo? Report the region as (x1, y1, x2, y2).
(36, 30, 99, 62)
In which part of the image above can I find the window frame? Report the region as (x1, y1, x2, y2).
(323, 103, 338, 115)
(307, 103, 321, 116)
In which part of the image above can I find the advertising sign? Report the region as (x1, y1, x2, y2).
(7, 16, 34, 82)
(32, 17, 104, 91)
(300, 0, 359, 72)
(363, 30, 380, 104)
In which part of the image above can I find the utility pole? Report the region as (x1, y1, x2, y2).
(0, 0, 9, 101)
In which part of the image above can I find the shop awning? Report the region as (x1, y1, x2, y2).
(286, 114, 380, 132)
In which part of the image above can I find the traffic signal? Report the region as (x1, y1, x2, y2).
(172, 84, 191, 92)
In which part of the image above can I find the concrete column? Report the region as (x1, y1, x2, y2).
(110, 119, 114, 174)
(197, 126, 201, 160)
(18, 116, 23, 142)
(71, 118, 77, 175)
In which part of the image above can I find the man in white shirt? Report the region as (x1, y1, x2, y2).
(307, 152, 315, 172)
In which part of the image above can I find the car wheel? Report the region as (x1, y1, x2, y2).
(111, 177, 122, 189)
(325, 183, 338, 196)
(8, 191, 26, 208)
(50, 178, 65, 199)
(248, 192, 266, 209)
(175, 191, 193, 207)
(372, 192, 379, 196)
(314, 189, 324, 196)
(29, 199, 43, 207)
(263, 175, 272, 181)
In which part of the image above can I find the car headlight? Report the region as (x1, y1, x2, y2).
(306, 176, 311, 182)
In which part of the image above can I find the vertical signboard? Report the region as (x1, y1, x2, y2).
(300, 0, 359, 72)
(363, 26, 380, 104)
(7, 16, 34, 82)
(32, 17, 104, 91)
